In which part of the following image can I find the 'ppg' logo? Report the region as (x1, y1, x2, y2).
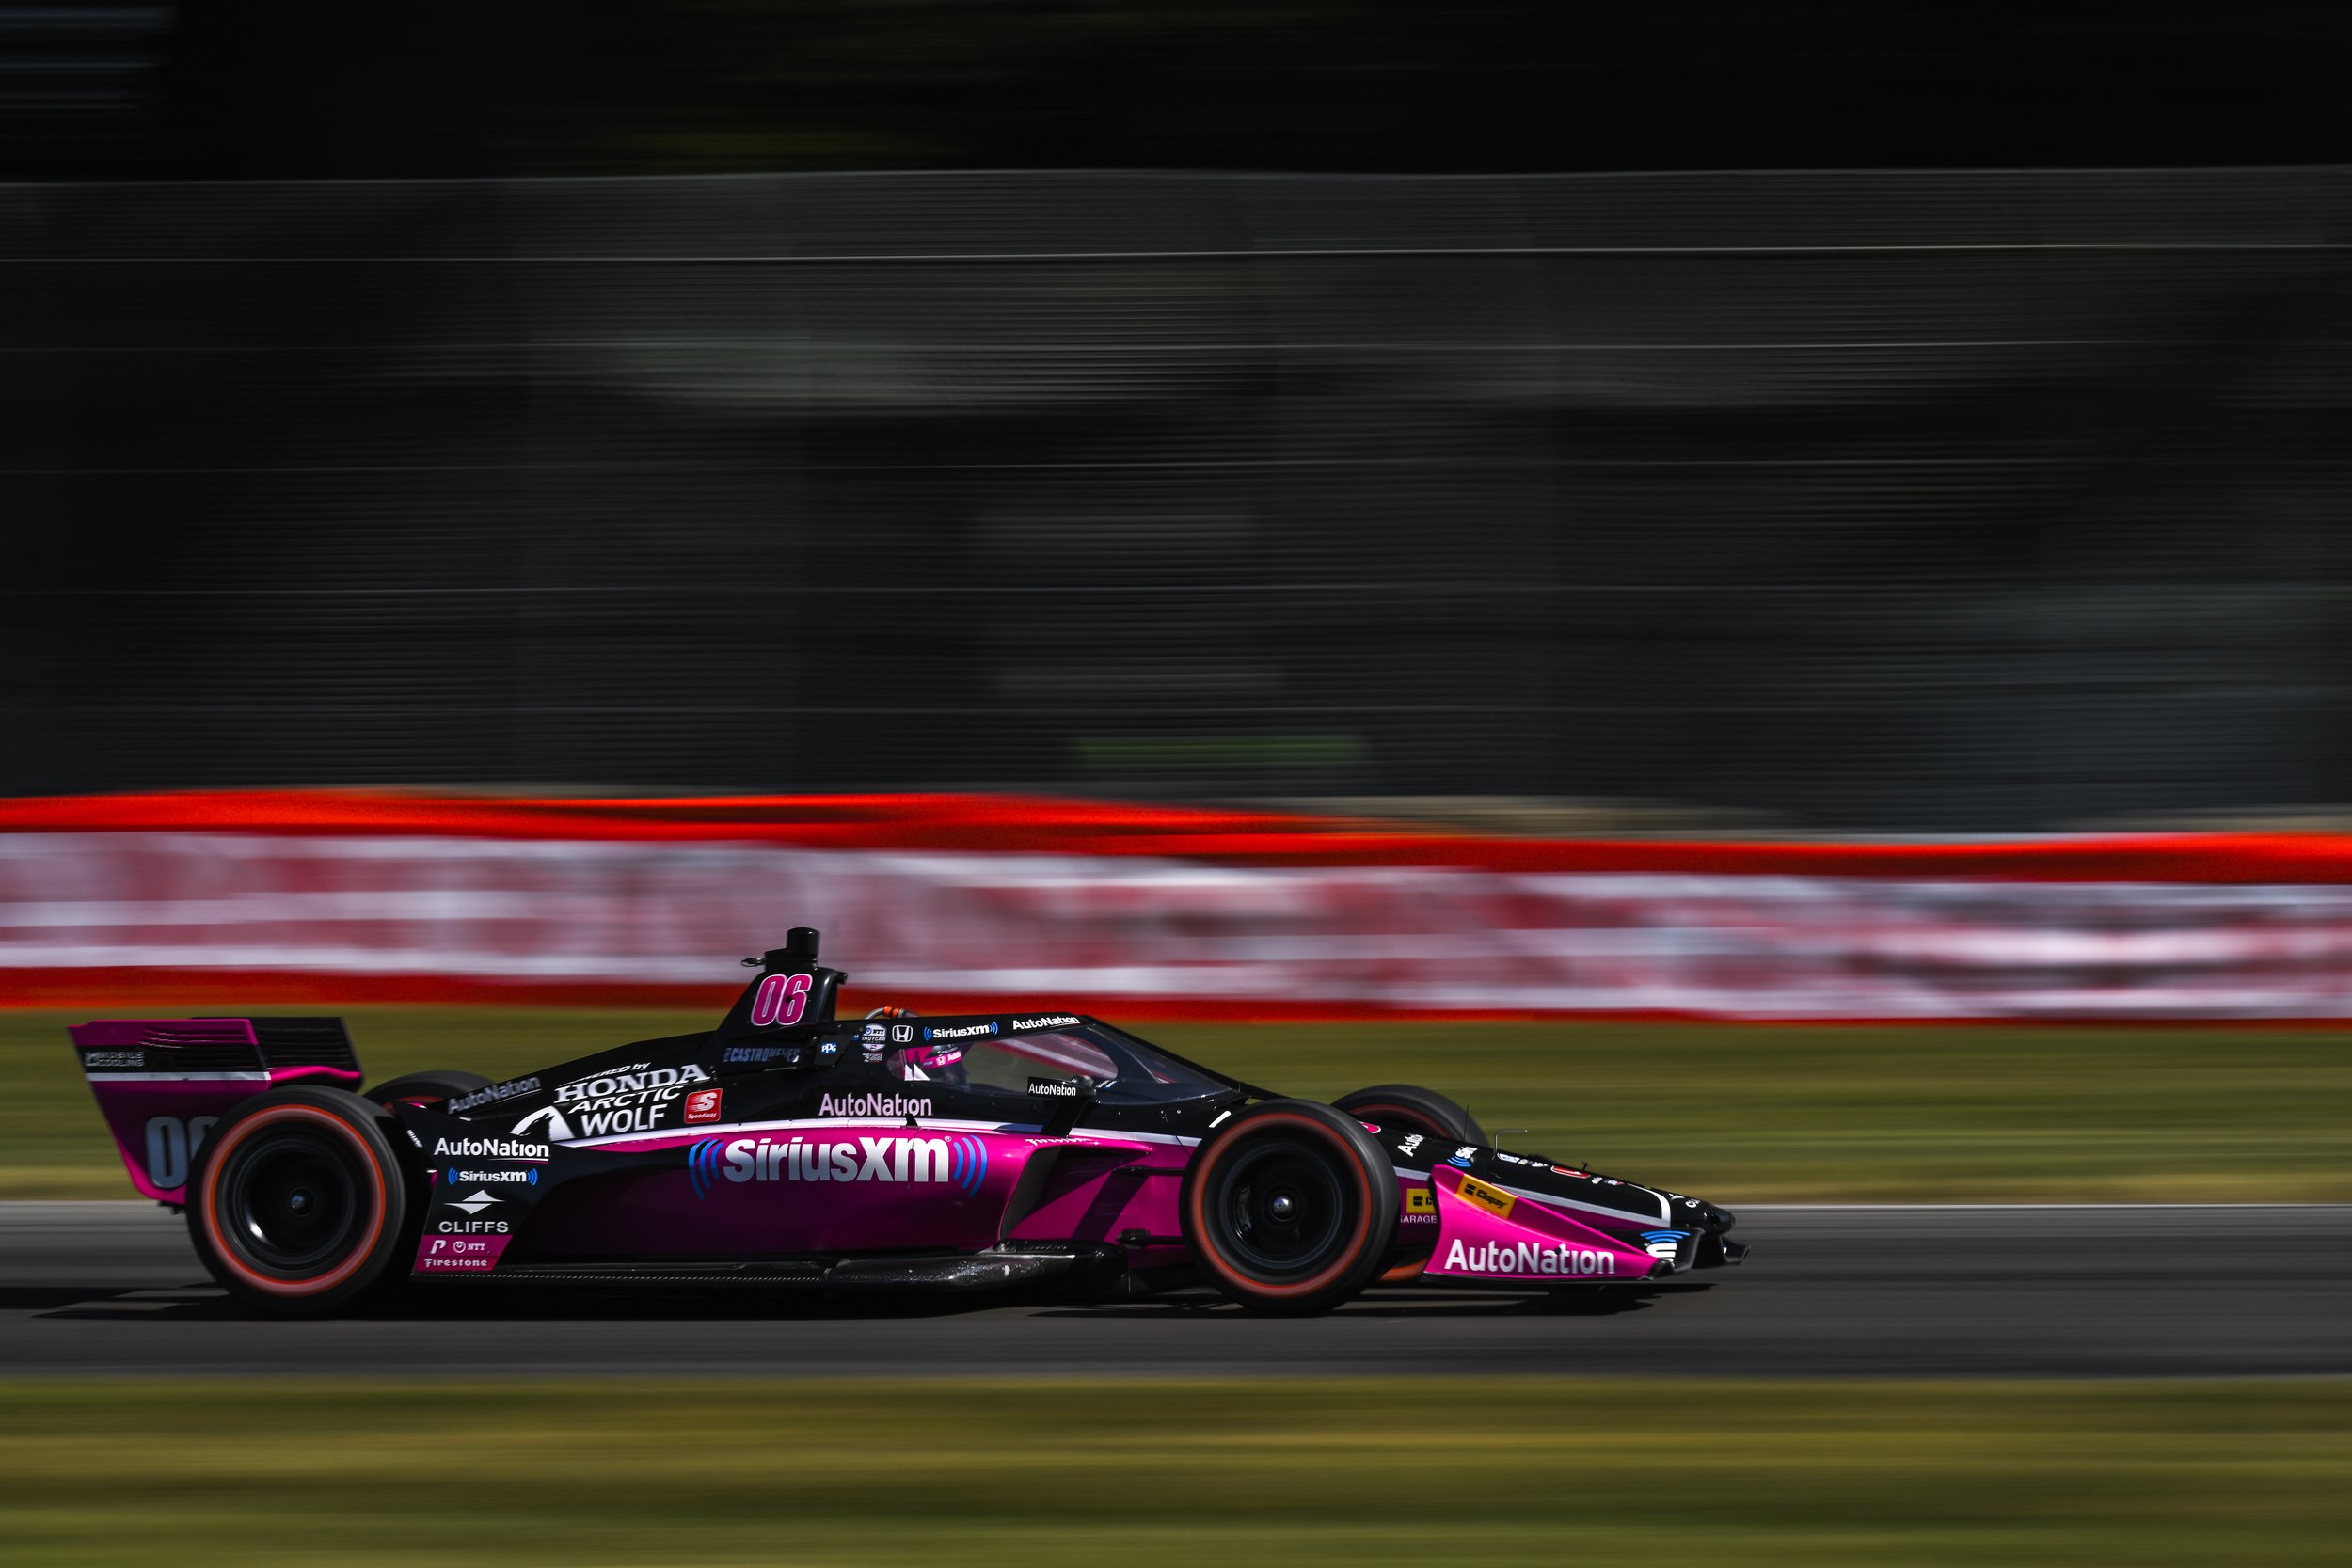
(687, 1138, 727, 1198)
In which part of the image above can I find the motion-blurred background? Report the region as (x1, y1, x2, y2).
(5, 3, 2352, 830)
(3, 9, 2351, 1565)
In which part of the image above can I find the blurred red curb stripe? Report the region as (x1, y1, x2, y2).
(3, 787, 2350, 882)
(0, 968, 1704, 1021)
(18, 970, 2326, 1026)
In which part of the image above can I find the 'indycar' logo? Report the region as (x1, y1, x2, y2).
(1443, 1240, 1617, 1277)
(688, 1133, 990, 1198)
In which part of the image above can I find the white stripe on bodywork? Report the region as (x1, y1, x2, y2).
(558, 1117, 1201, 1152)
(78, 1070, 271, 1083)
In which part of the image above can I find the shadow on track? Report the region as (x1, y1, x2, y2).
(1038, 1283, 1713, 1321)
(19, 1278, 1712, 1324)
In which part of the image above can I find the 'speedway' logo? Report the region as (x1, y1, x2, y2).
(1443, 1239, 1617, 1277)
(688, 1133, 990, 1198)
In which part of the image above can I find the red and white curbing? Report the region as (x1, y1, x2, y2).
(7, 791, 2352, 1019)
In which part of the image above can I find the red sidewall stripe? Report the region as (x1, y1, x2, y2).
(1187, 1113, 1379, 1300)
(199, 1104, 389, 1297)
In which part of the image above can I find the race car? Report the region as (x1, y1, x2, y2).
(67, 928, 1743, 1316)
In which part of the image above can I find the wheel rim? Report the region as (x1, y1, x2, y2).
(218, 1126, 371, 1277)
(1208, 1135, 1353, 1281)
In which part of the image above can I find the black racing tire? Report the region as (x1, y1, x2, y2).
(1332, 1083, 1486, 1146)
(362, 1069, 492, 1109)
(1333, 1084, 1486, 1283)
(1180, 1099, 1397, 1316)
(185, 1085, 413, 1317)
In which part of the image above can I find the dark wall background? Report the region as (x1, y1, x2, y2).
(6, 4, 2352, 180)
(4, 170, 2348, 829)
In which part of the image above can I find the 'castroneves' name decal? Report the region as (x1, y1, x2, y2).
(688, 1133, 990, 1198)
(1442, 1240, 1617, 1276)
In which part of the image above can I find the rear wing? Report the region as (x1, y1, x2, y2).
(67, 1018, 364, 1203)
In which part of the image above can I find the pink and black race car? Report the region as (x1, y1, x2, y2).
(68, 928, 1743, 1316)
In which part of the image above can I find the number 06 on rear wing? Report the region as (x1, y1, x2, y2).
(67, 1019, 365, 1205)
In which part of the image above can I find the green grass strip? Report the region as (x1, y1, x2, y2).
(0, 1377, 2345, 1566)
(7, 1008, 2350, 1200)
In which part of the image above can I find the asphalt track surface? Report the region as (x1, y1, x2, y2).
(2, 1202, 2346, 1378)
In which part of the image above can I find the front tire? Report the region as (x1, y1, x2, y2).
(1332, 1084, 1486, 1283)
(186, 1086, 412, 1317)
(1332, 1083, 1485, 1146)
(1180, 1100, 1396, 1316)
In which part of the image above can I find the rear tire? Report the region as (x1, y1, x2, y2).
(1333, 1084, 1485, 1283)
(362, 1069, 491, 1108)
(186, 1086, 412, 1317)
(1180, 1100, 1396, 1316)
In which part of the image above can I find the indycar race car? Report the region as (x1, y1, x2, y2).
(68, 929, 1743, 1316)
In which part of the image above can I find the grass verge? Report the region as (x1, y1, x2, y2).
(0, 1377, 2345, 1566)
(5, 1008, 2348, 1201)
